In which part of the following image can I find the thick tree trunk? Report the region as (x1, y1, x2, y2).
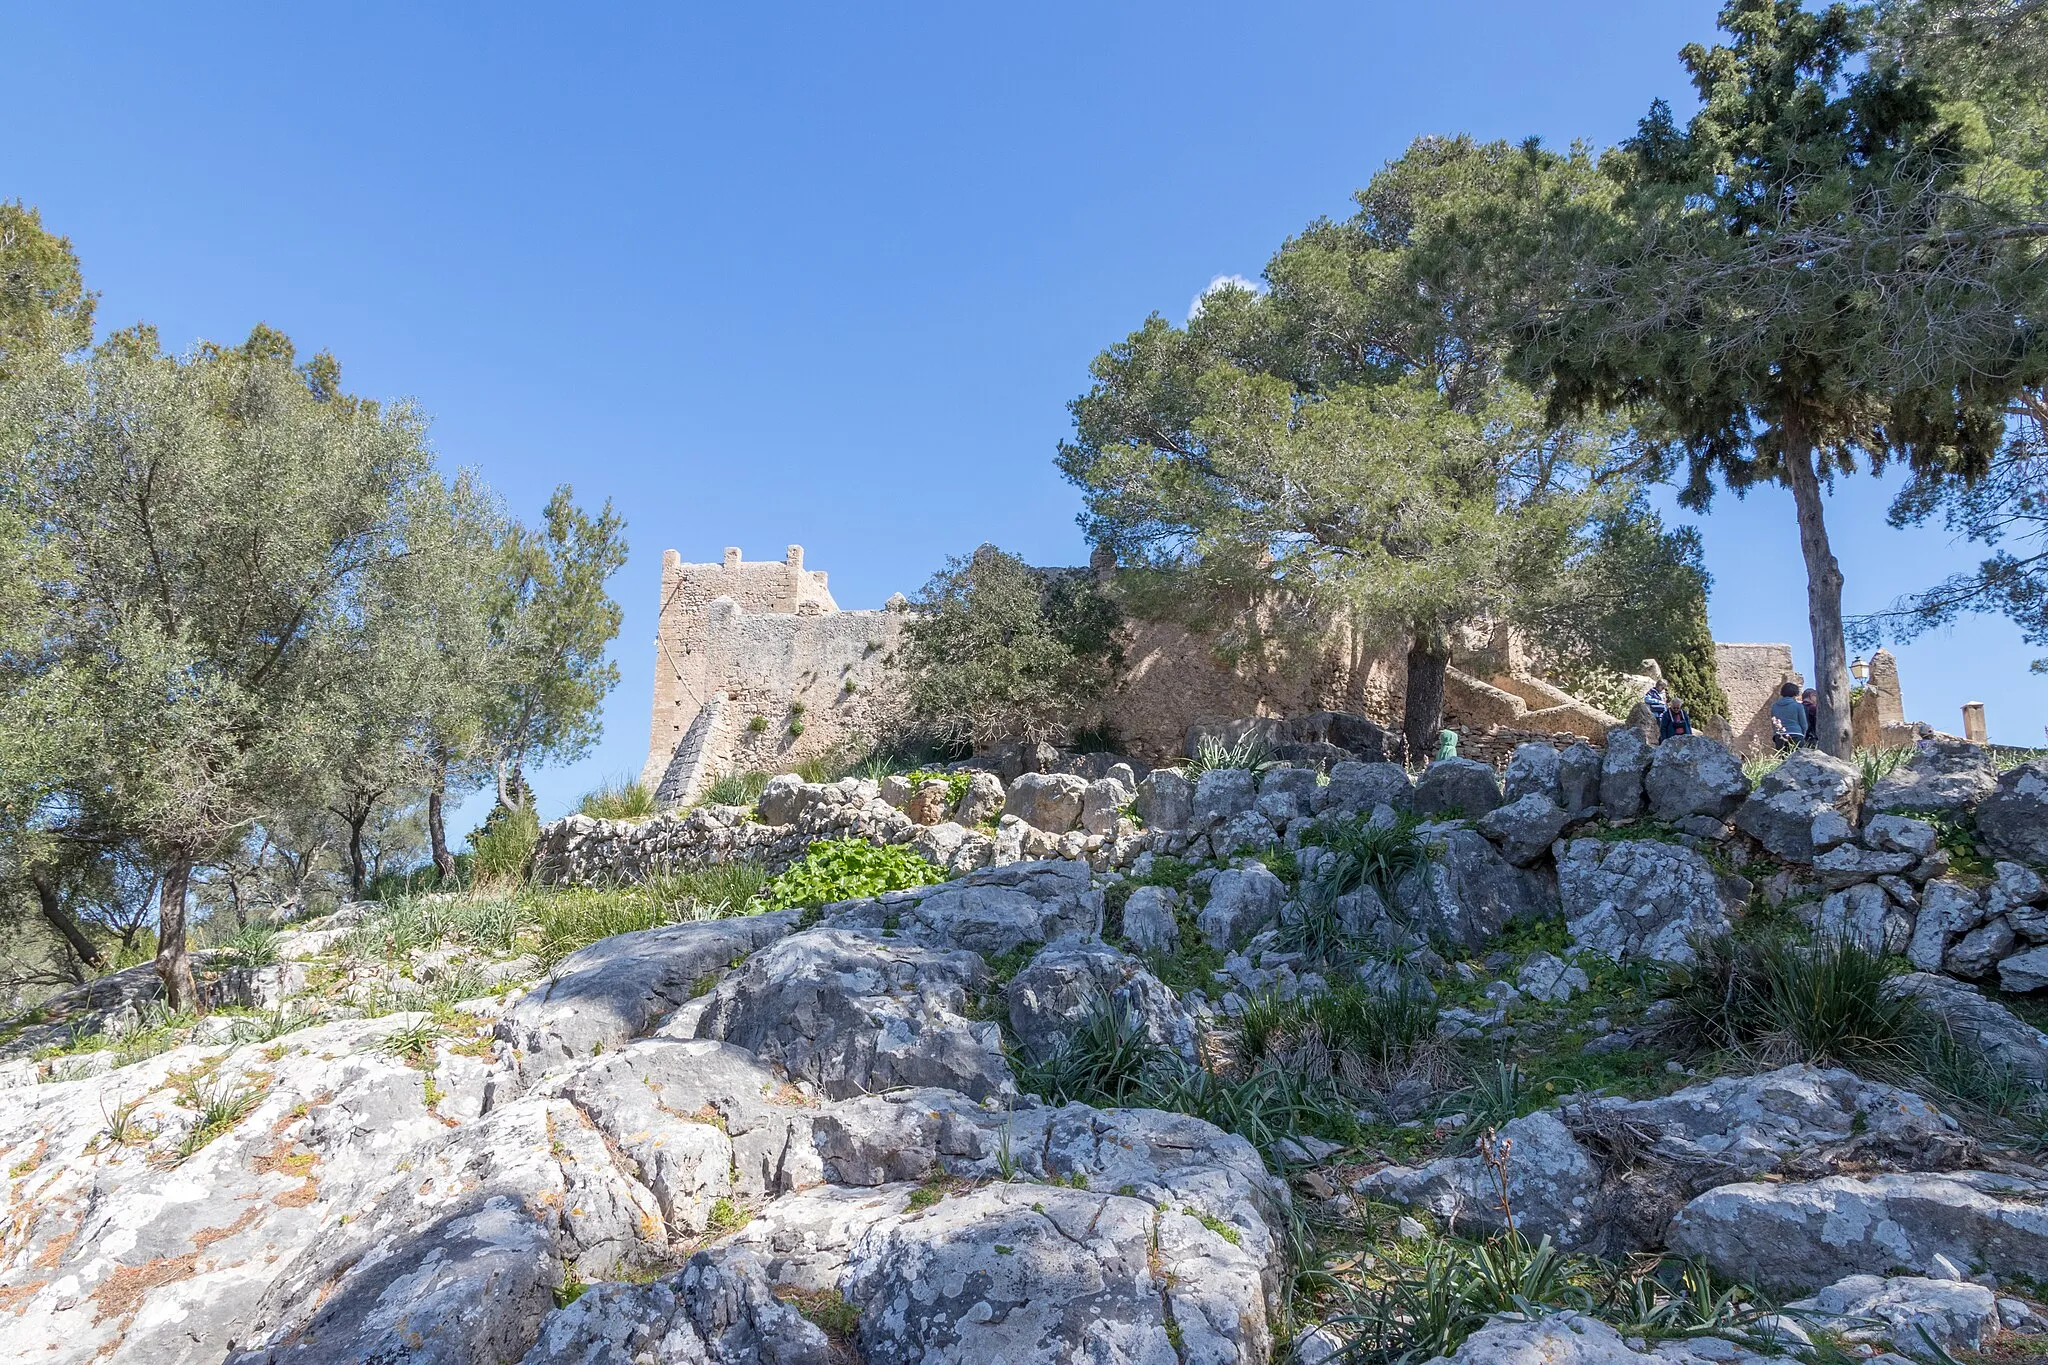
(347, 814, 369, 897)
(428, 750, 456, 882)
(32, 867, 102, 973)
(155, 859, 200, 1014)
(1403, 632, 1451, 767)
(1783, 435, 1854, 759)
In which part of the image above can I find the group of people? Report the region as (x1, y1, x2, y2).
(1641, 661, 1816, 750)
(1770, 680, 1822, 751)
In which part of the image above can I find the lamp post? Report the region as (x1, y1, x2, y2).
(1850, 656, 1870, 685)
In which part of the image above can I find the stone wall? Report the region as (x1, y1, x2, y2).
(1715, 642, 1799, 755)
(641, 546, 909, 800)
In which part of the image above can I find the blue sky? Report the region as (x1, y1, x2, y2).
(9, 2, 2042, 833)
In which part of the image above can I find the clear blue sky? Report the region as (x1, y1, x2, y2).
(9, 2, 2042, 833)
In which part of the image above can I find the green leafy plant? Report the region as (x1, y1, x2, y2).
(1016, 995, 1161, 1106)
(761, 839, 944, 911)
(1304, 814, 1435, 906)
(1186, 732, 1276, 777)
(1853, 745, 1911, 792)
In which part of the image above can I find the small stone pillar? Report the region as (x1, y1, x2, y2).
(723, 547, 742, 570)
(1962, 702, 1988, 743)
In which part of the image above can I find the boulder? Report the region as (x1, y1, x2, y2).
(839, 858, 1102, 956)
(1198, 864, 1288, 949)
(1887, 973, 2048, 1081)
(499, 911, 800, 1083)
(1211, 808, 1279, 856)
(1503, 743, 1562, 803)
(1358, 1109, 1601, 1246)
(1812, 843, 1918, 889)
(1556, 837, 1731, 965)
(1192, 767, 1258, 829)
(516, 1250, 832, 1365)
(1134, 768, 1193, 831)
(1120, 884, 1180, 954)
(1558, 743, 1603, 814)
(1645, 736, 1749, 822)
(1784, 1274, 2002, 1357)
(1945, 917, 2016, 978)
(1668, 1170, 2048, 1291)
(1394, 828, 1557, 949)
(695, 927, 1012, 1101)
(1314, 761, 1414, 816)
(1812, 882, 1914, 956)
(1997, 859, 2046, 906)
(1411, 1313, 1783, 1365)
(1476, 793, 1573, 866)
(1002, 771, 1089, 833)
(1999, 945, 2048, 993)
(1005, 934, 1195, 1062)
(1732, 750, 1860, 861)
(1413, 757, 1504, 819)
(1080, 776, 1132, 836)
(756, 772, 806, 824)
(954, 770, 1006, 825)
(1977, 758, 2048, 865)
(1516, 950, 1588, 1003)
(1866, 813, 1941, 858)
(1600, 726, 1651, 820)
(1905, 881, 1987, 972)
(1865, 739, 1998, 817)
(905, 779, 952, 826)
(1257, 766, 1318, 823)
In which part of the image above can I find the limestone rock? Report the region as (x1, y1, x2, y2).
(1134, 768, 1193, 831)
(1668, 1169, 2048, 1291)
(1866, 813, 1941, 858)
(1413, 757, 1504, 819)
(1999, 944, 2048, 992)
(1005, 934, 1195, 1062)
(1120, 884, 1180, 954)
(1557, 837, 1730, 965)
(1516, 950, 1588, 1003)
(1559, 743, 1603, 814)
(837, 858, 1102, 956)
(1865, 739, 1998, 818)
(1504, 743, 1562, 803)
(1645, 736, 1749, 822)
(1394, 828, 1557, 949)
(1733, 750, 1860, 861)
(1359, 1109, 1601, 1245)
(1476, 793, 1572, 867)
(905, 779, 952, 826)
(953, 769, 1005, 825)
(1784, 1274, 2001, 1357)
(1002, 771, 1089, 833)
(1600, 726, 1652, 820)
(757, 772, 807, 824)
(1886, 973, 2048, 1081)
(1192, 767, 1259, 831)
(517, 1250, 834, 1365)
(1905, 881, 1986, 972)
(1812, 882, 1914, 955)
(695, 927, 1012, 1101)
(499, 911, 800, 1084)
(1413, 1313, 1781, 1365)
(1314, 761, 1413, 816)
(1198, 863, 1288, 950)
(1977, 758, 2048, 865)
(1945, 917, 2016, 978)
(1080, 776, 1132, 836)
(1812, 843, 1919, 889)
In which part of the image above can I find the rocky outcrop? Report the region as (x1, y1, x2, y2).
(1865, 738, 1999, 817)
(1413, 757, 1505, 819)
(1644, 736, 1750, 822)
(1668, 1169, 2048, 1291)
(1005, 934, 1196, 1061)
(1394, 827, 1557, 949)
(1978, 758, 2048, 865)
(1733, 750, 1861, 862)
(1556, 838, 1732, 965)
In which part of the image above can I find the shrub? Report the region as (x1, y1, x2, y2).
(651, 860, 772, 920)
(700, 770, 770, 807)
(1015, 995, 1158, 1106)
(762, 839, 944, 911)
(904, 769, 972, 809)
(211, 921, 279, 969)
(469, 803, 541, 886)
(901, 544, 1123, 749)
(579, 776, 659, 821)
(1660, 933, 1918, 1068)
(1186, 732, 1274, 777)
(1303, 813, 1434, 905)
(1310, 984, 1439, 1073)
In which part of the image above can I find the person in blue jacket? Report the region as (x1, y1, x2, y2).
(1642, 660, 1692, 740)
(1771, 681, 1809, 751)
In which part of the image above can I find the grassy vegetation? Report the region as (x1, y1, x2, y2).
(1186, 732, 1275, 777)
(578, 776, 660, 820)
(700, 770, 771, 808)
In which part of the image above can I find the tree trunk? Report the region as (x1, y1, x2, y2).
(32, 866, 103, 973)
(495, 759, 522, 811)
(1783, 434, 1854, 759)
(428, 753, 456, 882)
(155, 859, 200, 1014)
(347, 812, 369, 897)
(1403, 631, 1451, 767)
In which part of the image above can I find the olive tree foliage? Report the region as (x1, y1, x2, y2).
(1502, 0, 2045, 756)
(1060, 139, 1716, 759)
(903, 544, 1123, 750)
